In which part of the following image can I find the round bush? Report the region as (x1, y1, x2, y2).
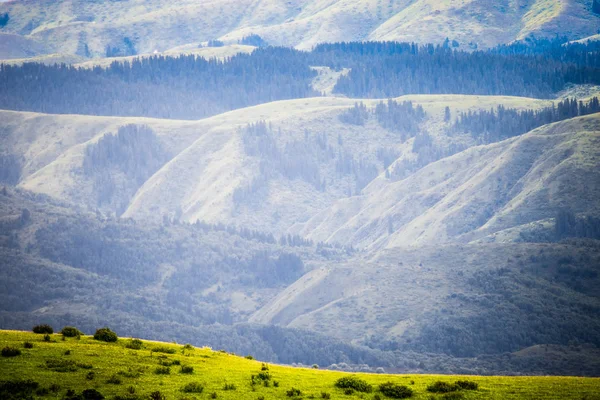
(93, 327, 118, 342)
(61, 326, 82, 337)
(379, 382, 413, 398)
(427, 381, 459, 393)
(32, 324, 53, 334)
(334, 376, 373, 393)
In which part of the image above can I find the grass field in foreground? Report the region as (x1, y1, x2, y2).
(1, 330, 599, 400)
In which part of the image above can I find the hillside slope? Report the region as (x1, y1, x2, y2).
(0, 0, 597, 61)
(2, 330, 600, 399)
(297, 113, 600, 249)
(1, 94, 552, 234)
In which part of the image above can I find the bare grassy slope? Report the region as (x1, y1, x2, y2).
(0, 0, 597, 61)
(299, 113, 600, 249)
(2, 94, 552, 233)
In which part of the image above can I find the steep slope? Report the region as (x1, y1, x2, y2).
(0, 0, 597, 61)
(250, 240, 600, 358)
(297, 113, 600, 249)
(1, 94, 553, 233)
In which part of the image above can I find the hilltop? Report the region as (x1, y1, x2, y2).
(1, 330, 600, 399)
(0, 0, 598, 62)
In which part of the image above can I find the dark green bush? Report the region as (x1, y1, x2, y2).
(257, 371, 271, 381)
(210, 392, 218, 399)
(344, 388, 355, 395)
(442, 393, 465, 400)
(61, 326, 82, 337)
(77, 362, 93, 369)
(261, 363, 269, 371)
(93, 327, 118, 342)
(149, 392, 166, 400)
(455, 380, 478, 390)
(43, 334, 51, 342)
(125, 339, 144, 350)
(106, 375, 122, 384)
(154, 366, 170, 375)
(86, 371, 95, 380)
(1, 346, 21, 357)
(245, 355, 254, 359)
(273, 381, 280, 387)
(334, 376, 373, 393)
(182, 382, 204, 393)
(33, 324, 53, 334)
(287, 387, 302, 397)
(36, 387, 50, 396)
(223, 383, 236, 390)
(378, 382, 413, 398)
(0, 380, 39, 399)
(45, 359, 77, 372)
(152, 346, 176, 354)
(180, 365, 194, 374)
(321, 393, 331, 399)
(426, 381, 459, 393)
(118, 368, 142, 378)
(23, 342, 33, 349)
(82, 389, 105, 400)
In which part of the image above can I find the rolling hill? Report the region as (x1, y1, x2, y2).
(1, 94, 554, 234)
(0, 0, 598, 63)
(296, 113, 600, 249)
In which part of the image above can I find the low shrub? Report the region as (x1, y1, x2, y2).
(334, 376, 373, 393)
(273, 380, 280, 387)
(82, 389, 105, 400)
(125, 339, 144, 350)
(378, 382, 413, 398)
(49, 384, 61, 392)
(1, 346, 21, 357)
(86, 371, 95, 380)
(442, 393, 465, 400)
(0, 380, 39, 399)
(287, 388, 302, 397)
(223, 383, 236, 390)
(149, 392, 166, 400)
(106, 375, 122, 384)
(118, 367, 143, 378)
(321, 393, 331, 399)
(261, 363, 269, 371)
(152, 346, 176, 354)
(257, 371, 271, 381)
(23, 342, 33, 349)
(182, 382, 204, 393)
(45, 359, 77, 372)
(33, 324, 53, 334)
(64, 350, 72, 355)
(344, 388, 354, 395)
(61, 326, 82, 337)
(154, 366, 170, 375)
(245, 355, 254, 359)
(427, 381, 459, 393)
(180, 365, 194, 374)
(455, 380, 478, 391)
(209, 392, 218, 399)
(77, 362, 93, 369)
(43, 334, 51, 342)
(93, 327, 117, 342)
(183, 344, 194, 351)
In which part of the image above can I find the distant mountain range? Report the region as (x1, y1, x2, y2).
(0, 0, 599, 61)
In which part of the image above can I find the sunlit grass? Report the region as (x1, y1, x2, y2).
(1, 330, 599, 399)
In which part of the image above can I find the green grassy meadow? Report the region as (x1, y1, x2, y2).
(1, 330, 599, 400)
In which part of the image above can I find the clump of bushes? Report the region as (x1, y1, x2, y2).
(427, 380, 478, 394)
(455, 380, 478, 390)
(93, 327, 118, 342)
(33, 324, 53, 334)
(106, 375, 122, 384)
(334, 376, 373, 393)
(45, 359, 77, 372)
(23, 342, 33, 349)
(321, 393, 331, 399)
(442, 393, 465, 400)
(125, 339, 144, 350)
(378, 382, 414, 398)
(61, 326, 82, 337)
(2, 346, 21, 357)
(180, 365, 194, 374)
(152, 346, 176, 354)
(0, 380, 39, 399)
(182, 382, 204, 393)
(223, 383, 236, 390)
(149, 391, 166, 400)
(154, 366, 170, 375)
(286, 387, 302, 397)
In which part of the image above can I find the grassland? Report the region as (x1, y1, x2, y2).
(1, 330, 599, 400)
